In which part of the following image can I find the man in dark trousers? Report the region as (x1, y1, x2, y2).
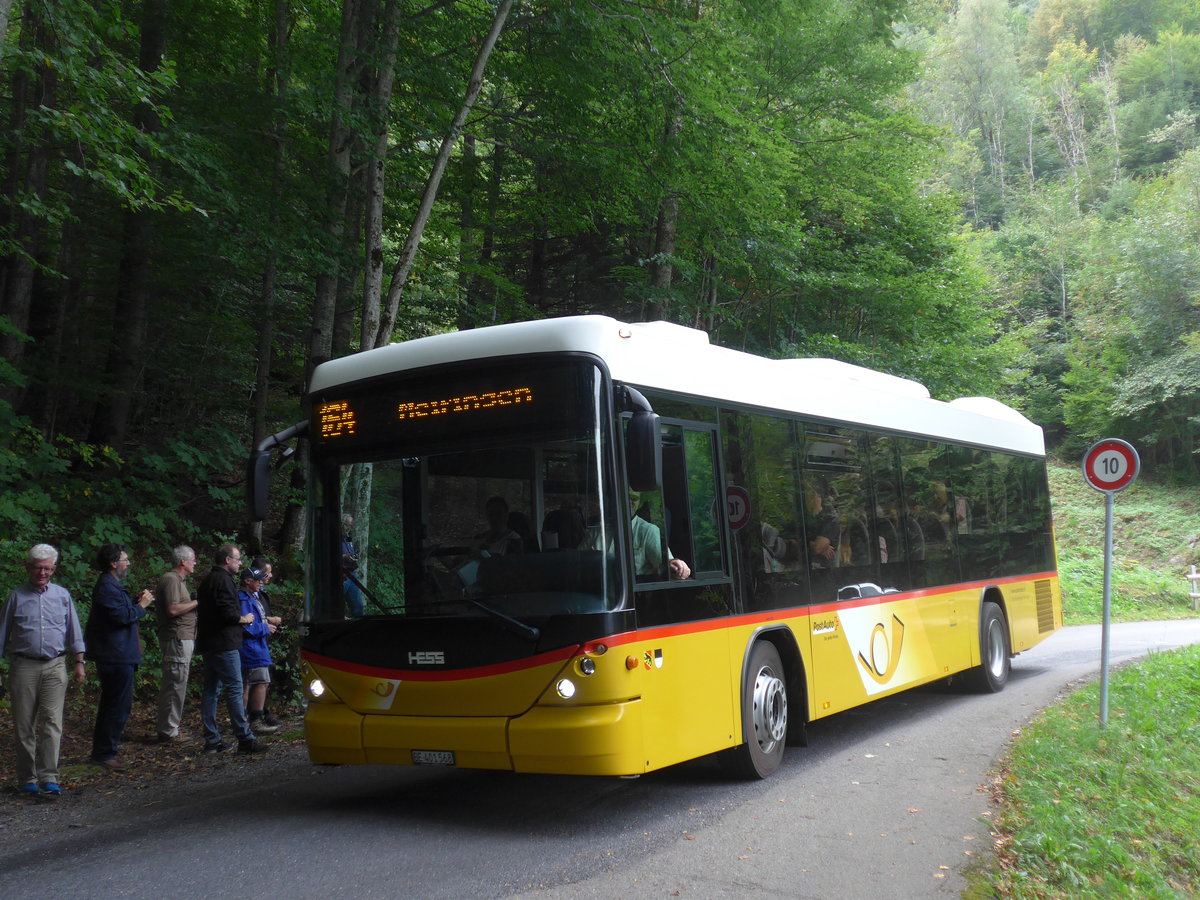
(196, 544, 266, 754)
(85, 543, 155, 770)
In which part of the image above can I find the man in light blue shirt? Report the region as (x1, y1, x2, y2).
(0, 544, 86, 797)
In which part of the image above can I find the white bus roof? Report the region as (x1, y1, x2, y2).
(309, 316, 1045, 456)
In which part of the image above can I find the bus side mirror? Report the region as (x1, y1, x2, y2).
(247, 451, 271, 522)
(626, 411, 662, 492)
(246, 419, 308, 522)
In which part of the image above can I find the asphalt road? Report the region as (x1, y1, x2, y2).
(4, 619, 1200, 899)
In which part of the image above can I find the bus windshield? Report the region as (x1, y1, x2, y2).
(306, 358, 621, 621)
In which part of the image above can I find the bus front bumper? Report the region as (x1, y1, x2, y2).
(304, 699, 645, 776)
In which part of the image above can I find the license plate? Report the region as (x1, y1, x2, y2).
(411, 749, 455, 766)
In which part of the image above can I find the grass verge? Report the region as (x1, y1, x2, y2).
(988, 645, 1200, 898)
(1049, 461, 1200, 624)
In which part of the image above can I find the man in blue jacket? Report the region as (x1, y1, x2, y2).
(237, 567, 279, 733)
(85, 543, 154, 770)
(196, 545, 266, 754)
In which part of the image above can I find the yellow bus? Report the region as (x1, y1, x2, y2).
(250, 316, 1060, 778)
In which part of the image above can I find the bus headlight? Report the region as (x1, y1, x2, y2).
(578, 657, 596, 676)
(308, 678, 326, 699)
(555, 678, 576, 700)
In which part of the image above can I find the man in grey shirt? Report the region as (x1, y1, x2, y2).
(155, 545, 198, 743)
(0, 544, 86, 797)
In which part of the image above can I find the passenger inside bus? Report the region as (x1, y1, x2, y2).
(541, 506, 586, 550)
(471, 496, 524, 557)
(803, 482, 840, 568)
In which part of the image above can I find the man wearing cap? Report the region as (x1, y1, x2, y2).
(237, 567, 279, 733)
(196, 544, 266, 754)
(0, 544, 86, 797)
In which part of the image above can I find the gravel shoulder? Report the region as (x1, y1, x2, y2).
(0, 685, 312, 848)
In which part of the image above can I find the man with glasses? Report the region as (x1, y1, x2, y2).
(85, 542, 155, 771)
(0, 544, 86, 797)
(196, 544, 267, 754)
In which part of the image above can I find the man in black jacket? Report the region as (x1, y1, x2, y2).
(196, 544, 266, 754)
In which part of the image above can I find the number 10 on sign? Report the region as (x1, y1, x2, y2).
(1083, 438, 1140, 493)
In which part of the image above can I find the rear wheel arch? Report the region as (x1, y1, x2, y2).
(721, 627, 807, 778)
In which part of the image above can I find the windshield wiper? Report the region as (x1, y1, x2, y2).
(466, 597, 541, 642)
(344, 571, 404, 614)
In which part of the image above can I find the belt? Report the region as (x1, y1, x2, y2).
(14, 652, 66, 661)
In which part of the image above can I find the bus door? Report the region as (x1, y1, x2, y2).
(629, 419, 736, 769)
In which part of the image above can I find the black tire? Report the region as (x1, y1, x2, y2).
(721, 641, 788, 779)
(966, 601, 1011, 693)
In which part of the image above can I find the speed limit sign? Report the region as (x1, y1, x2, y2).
(1082, 438, 1140, 494)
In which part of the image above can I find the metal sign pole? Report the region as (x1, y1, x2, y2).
(1100, 489, 1114, 727)
(1082, 438, 1140, 730)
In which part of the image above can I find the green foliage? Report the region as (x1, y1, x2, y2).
(911, 0, 1200, 483)
(0, 408, 246, 595)
(990, 645, 1200, 896)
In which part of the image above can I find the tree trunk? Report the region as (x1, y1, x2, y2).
(0, 7, 51, 407)
(359, 0, 402, 353)
(308, 0, 363, 378)
(648, 103, 683, 321)
(462, 126, 507, 329)
(373, 0, 515, 349)
(89, 0, 167, 447)
(250, 0, 293, 548)
(0, 0, 14, 63)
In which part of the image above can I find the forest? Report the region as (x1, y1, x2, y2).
(1, 0, 1198, 584)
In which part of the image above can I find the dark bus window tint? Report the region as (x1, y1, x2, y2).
(869, 436, 914, 593)
(899, 439, 960, 588)
(720, 410, 807, 613)
(683, 428, 723, 573)
(1003, 455, 1054, 573)
(751, 416, 804, 578)
(803, 426, 880, 603)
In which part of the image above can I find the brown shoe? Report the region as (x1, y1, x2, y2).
(91, 757, 125, 771)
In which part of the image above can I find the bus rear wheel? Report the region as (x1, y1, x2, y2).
(966, 601, 1011, 693)
(722, 641, 788, 779)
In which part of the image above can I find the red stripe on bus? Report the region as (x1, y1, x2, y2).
(304, 570, 1056, 680)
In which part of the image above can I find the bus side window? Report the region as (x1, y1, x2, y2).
(870, 436, 913, 591)
(901, 440, 961, 588)
(682, 428, 723, 573)
(658, 422, 725, 578)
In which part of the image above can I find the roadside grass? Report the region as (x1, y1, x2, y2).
(1049, 461, 1200, 624)
(985, 463, 1200, 898)
(989, 645, 1200, 898)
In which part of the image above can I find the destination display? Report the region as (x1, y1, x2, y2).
(311, 359, 599, 454)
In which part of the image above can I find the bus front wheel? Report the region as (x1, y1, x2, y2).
(722, 641, 788, 779)
(967, 601, 1011, 693)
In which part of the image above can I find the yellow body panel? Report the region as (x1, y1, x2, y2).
(303, 573, 1061, 774)
(509, 701, 644, 775)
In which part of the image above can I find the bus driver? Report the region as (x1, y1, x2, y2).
(623, 491, 691, 580)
